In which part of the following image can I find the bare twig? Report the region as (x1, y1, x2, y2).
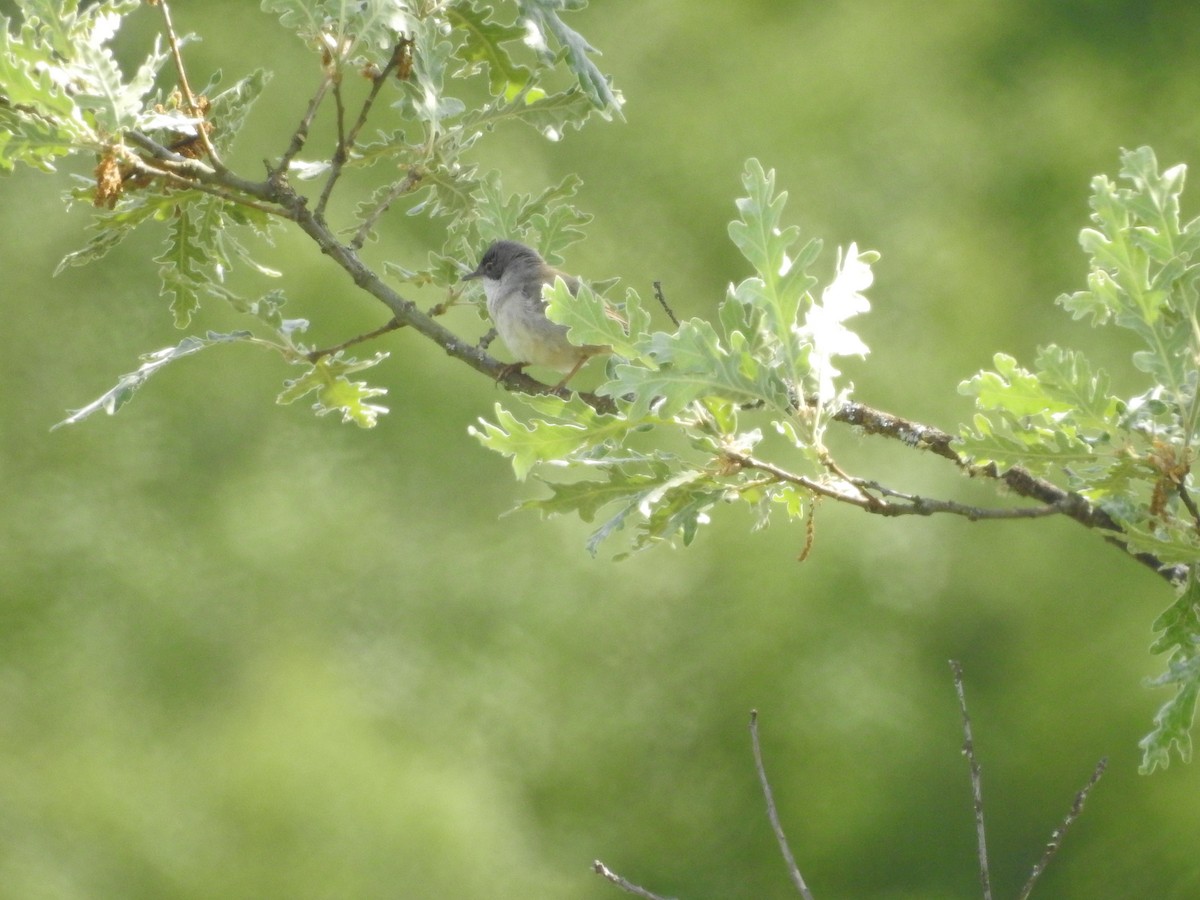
(306, 318, 404, 363)
(652, 280, 681, 327)
(818, 450, 883, 508)
(313, 74, 349, 221)
(950, 660, 992, 900)
(849, 479, 1062, 520)
(726, 451, 1060, 521)
(1016, 757, 1108, 900)
(1177, 482, 1200, 529)
(591, 860, 676, 900)
(349, 167, 424, 250)
(154, 0, 223, 171)
(749, 710, 816, 900)
(275, 73, 335, 177)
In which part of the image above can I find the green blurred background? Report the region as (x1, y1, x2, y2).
(3, 1, 1200, 897)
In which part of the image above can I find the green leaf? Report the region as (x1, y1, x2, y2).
(261, 0, 400, 67)
(625, 469, 721, 557)
(728, 159, 804, 307)
(1032, 345, 1121, 428)
(519, 464, 672, 556)
(448, 3, 528, 98)
(461, 82, 599, 141)
(225, 289, 288, 331)
(468, 395, 638, 480)
(517, 464, 719, 558)
(467, 171, 589, 256)
(0, 102, 80, 172)
(155, 198, 211, 328)
(544, 278, 651, 363)
(961, 353, 1076, 418)
(601, 318, 788, 419)
(955, 411, 1095, 474)
(517, 0, 623, 117)
(396, 17, 464, 130)
(276, 352, 390, 428)
(207, 68, 272, 155)
(53, 331, 254, 429)
(726, 159, 830, 399)
(1141, 575, 1200, 772)
(55, 190, 181, 274)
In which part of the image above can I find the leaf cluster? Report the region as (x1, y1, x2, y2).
(957, 147, 1200, 771)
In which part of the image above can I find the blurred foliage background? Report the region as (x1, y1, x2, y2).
(4, 0, 1200, 897)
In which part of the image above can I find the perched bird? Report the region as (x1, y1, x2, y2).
(463, 240, 609, 389)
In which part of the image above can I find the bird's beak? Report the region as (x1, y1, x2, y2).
(461, 265, 483, 282)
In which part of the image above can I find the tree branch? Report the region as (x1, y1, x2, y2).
(727, 451, 1060, 521)
(306, 317, 404, 363)
(1016, 757, 1107, 900)
(834, 401, 1186, 584)
(120, 96, 1187, 587)
(591, 860, 676, 900)
(273, 72, 335, 178)
(750, 710, 816, 900)
(950, 660, 992, 900)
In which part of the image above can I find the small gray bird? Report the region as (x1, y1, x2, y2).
(463, 240, 609, 389)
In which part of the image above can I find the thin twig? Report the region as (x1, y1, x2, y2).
(305, 317, 404, 363)
(1016, 757, 1108, 900)
(1177, 481, 1200, 529)
(851, 479, 1062, 520)
(652, 280, 681, 327)
(726, 451, 1061, 521)
(749, 710, 816, 900)
(154, 0, 223, 171)
(313, 74, 349, 221)
(350, 167, 424, 249)
(950, 660, 992, 900)
(275, 73, 335, 177)
(819, 450, 883, 508)
(591, 860, 676, 900)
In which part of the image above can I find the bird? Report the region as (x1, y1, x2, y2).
(462, 239, 610, 390)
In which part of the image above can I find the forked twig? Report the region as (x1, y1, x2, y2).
(315, 39, 408, 221)
(950, 659, 992, 900)
(750, 710, 816, 900)
(591, 860, 676, 900)
(1016, 757, 1108, 900)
